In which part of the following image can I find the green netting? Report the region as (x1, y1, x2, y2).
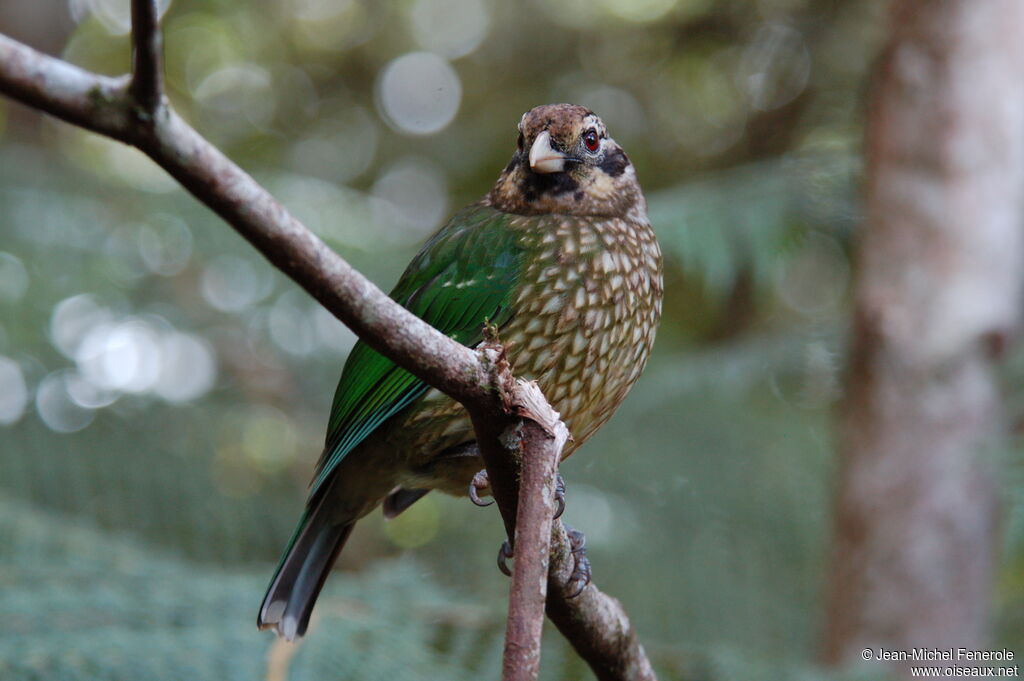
(0, 497, 504, 680)
(0, 498, 903, 680)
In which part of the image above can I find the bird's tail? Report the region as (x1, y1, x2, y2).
(258, 495, 354, 641)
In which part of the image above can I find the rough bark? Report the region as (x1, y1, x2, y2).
(824, 0, 1024, 675)
(0, 5, 657, 679)
(498, 379, 568, 681)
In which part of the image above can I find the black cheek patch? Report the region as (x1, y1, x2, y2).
(599, 149, 629, 178)
(520, 170, 580, 202)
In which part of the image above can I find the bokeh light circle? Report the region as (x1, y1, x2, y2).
(137, 214, 193, 277)
(739, 23, 811, 112)
(50, 294, 113, 359)
(76, 320, 163, 394)
(409, 0, 490, 58)
(36, 370, 95, 433)
(201, 255, 273, 313)
(376, 52, 462, 135)
(0, 356, 28, 425)
(155, 332, 217, 403)
(371, 157, 449, 241)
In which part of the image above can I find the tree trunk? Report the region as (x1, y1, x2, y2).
(824, 0, 1024, 676)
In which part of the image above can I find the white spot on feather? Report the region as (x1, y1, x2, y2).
(527, 335, 547, 351)
(541, 296, 562, 315)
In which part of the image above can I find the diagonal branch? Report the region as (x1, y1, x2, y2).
(0, 34, 130, 139)
(0, 8, 658, 679)
(140, 106, 491, 405)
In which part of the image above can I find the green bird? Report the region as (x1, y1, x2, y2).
(258, 104, 663, 640)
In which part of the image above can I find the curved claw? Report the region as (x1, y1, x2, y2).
(497, 540, 514, 577)
(565, 526, 591, 598)
(567, 560, 591, 598)
(469, 470, 494, 508)
(553, 474, 566, 519)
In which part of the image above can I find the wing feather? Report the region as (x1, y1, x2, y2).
(307, 206, 523, 498)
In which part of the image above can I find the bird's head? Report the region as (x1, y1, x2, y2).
(486, 104, 646, 220)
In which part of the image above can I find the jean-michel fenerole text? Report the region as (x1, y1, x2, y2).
(872, 648, 1015, 662)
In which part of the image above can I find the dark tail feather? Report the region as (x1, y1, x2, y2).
(258, 499, 354, 641)
(382, 487, 430, 519)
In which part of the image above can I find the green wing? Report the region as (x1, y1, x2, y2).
(307, 205, 524, 498)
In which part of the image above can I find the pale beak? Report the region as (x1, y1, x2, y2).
(529, 130, 567, 174)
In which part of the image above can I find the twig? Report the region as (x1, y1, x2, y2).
(0, 10, 659, 679)
(129, 0, 163, 114)
(501, 381, 568, 681)
(473, 377, 655, 681)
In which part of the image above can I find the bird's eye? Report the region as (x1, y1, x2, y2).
(583, 129, 599, 152)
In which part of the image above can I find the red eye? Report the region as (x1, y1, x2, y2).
(583, 129, 599, 152)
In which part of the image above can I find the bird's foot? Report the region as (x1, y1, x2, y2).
(497, 540, 514, 577)
(554, 473, 566, 519)
(469, 469, 493, 507)
(565, 525, 591, 598)
(494, 520, 588, 595)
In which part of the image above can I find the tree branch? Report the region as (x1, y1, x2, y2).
(0, 9, 658, 679)
(0, 34, 130, 139)
(129, 0, 162, 114)
(0, 30, 487, 406)
(499, 380, 567, 681)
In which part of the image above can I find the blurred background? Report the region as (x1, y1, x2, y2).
(0, 0, 1020, 679)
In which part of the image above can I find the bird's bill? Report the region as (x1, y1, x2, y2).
(529, 130, 568, 174)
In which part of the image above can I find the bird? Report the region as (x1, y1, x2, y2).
(258, 103, 663, 640)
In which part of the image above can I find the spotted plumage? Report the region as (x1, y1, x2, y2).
(259, 104, 663, 640)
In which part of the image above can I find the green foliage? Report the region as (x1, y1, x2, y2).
(649, 153, 859, 299)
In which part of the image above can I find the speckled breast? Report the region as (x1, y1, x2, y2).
(398, 213, 662, 468)
(501, 213, 663, 450)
